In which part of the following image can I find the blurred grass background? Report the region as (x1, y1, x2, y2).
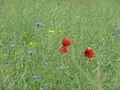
(0, 0, 120, 90)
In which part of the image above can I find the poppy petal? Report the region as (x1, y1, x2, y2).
(62, 38, 71, 46)
(84, 48, 94, 59)
(60, 46, 67, 54)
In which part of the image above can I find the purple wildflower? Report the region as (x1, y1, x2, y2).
(27, 50, 33, 56)
(11, 80, 17, 84)
(35, 22, 41, 27)
(33, 74, 41, 81)
(40, 86, 44, 90)
(112, 32, 116, 36)
(57, 66, 66, 72)
(114, 27, 120, 31)
(3, 60, 10, 64)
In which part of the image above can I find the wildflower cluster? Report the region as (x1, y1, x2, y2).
(59, 37, 94, 59)
(20, 21, 95, 61)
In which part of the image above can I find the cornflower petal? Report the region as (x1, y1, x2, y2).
(35, 22, 41, 27)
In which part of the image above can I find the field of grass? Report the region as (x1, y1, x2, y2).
(1, 0, 120, 90)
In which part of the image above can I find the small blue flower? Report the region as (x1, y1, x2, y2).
(3, 60, 10, 64)
(112, 32, 117, 36)
(114, 27, 120, 31)
(40, 86, 44, 90)
(33, 74, 41, 81)
(35, 22, 41, 27)
(11, 80, 17, 84)
(57, 66, 65, 72)
(27, 50, 33, 56)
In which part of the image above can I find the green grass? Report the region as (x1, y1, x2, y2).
(1, 0, 120, 90)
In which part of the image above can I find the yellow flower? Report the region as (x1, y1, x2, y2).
(48, 30, 55, 33)
(21, 32, 28, 38)
(47, 27, 55, 33)
(88, 47, 92, 49)
(29, 41, 35, 48)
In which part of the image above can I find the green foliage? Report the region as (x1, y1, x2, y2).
(0, 0, 120, 90)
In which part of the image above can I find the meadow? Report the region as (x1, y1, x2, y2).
(0, 0, 120, 90)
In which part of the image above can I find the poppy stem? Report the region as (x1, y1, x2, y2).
(86, 60, 90, 64)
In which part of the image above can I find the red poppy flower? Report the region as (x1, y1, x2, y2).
(60, 46, 67, 54)
(84, 47, 94, 59)
(62, 38, 71, 46)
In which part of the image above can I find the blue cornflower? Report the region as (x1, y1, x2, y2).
(114, 27, 120, 31)
(112, 32, 117, 36)
(33, 74, 41, 81)
(57, 66, 65, 72)
(27, 50, 33, 56)
(11, 80, 17, 84)
(40, 86, 44, 90)
(57, 66, 69, 72)
(3, 60, 10, 64)
(35, 22, 41, 27)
